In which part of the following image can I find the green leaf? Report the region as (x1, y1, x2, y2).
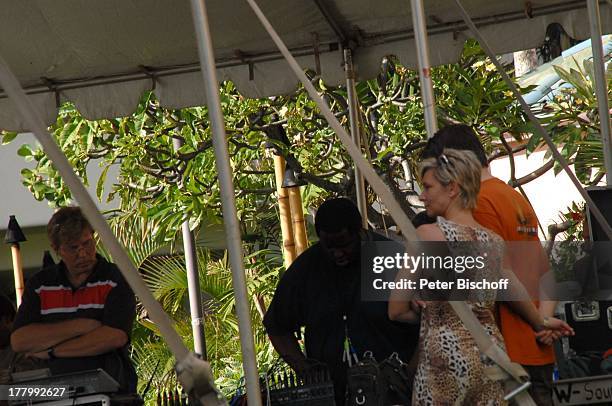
(1, 132, 18, 145)
(17, 144, 33, 157)
(64, 121, 83, 145)
(86, 126, 95, 151)
(553, 66, 573, 87)
(32, 183, 47, 193)
(96, 164, 111, 201)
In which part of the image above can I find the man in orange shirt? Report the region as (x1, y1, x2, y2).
(421, 124, 557, 406)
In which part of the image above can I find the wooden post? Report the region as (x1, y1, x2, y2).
(288, 187, 308, 256)
(273, 155, 296, 268)
(11, 244, 24, 307)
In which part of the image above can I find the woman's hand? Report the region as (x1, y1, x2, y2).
(410, 300, 427, 312)
(534, 316, 574, 345)
(388, 299, 424, 323)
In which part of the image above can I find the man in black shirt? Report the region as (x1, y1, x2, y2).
(1, 294, 16, 380)
(263, 198, 419, 405)
(11, 207, 136, 392)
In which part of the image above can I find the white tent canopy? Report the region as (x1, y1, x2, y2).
(1, 0, 610, 131)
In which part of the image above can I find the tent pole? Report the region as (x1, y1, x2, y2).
(343, 48, 368, 228)
(410, 0, 438, 138)
(244, 0, 417, 242)
(587, 0, 612, 185)
(172, 138, 207, 360)
(0, 56, 225, 405)
(179, 221, 208, 359)
(188, 0, 262, 404)
(452, 0, 612, 240)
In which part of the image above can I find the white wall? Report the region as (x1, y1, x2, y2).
(489, 148, 590, 239)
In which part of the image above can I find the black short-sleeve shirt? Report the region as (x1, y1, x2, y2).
(263, 231, 419, 400)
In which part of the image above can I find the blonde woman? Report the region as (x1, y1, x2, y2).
(389, 148, 573, 405)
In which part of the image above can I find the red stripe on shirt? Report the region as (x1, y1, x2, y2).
(38, 282, 115, 313)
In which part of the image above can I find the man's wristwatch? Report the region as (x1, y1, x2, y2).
(47, 347, 57, 359)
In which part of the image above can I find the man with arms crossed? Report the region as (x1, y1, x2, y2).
(11, 207, 137, 392)
(421, 124, 558, 406)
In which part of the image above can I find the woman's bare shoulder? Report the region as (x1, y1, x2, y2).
(416, 223, 446, 241)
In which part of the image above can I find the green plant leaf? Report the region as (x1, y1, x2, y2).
(17, 144, 33, 157)
(1, 132, 18, 144)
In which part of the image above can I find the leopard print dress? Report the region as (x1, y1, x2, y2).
(412, 217, 507, 406)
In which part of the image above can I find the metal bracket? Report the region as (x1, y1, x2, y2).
(571, 301, 600, 321)
(40, 76, 61, 108)
(504, 381, 532, 401)
(311, 32, 321, 76)
(234, 50, 255, 80)
(138, 65, 158, 91)
(524, 1, 533, 18)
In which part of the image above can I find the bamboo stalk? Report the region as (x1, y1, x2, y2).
(11, 244, 24, 307)
(273, 155, 296, 267)
(288, 187, 308, 256)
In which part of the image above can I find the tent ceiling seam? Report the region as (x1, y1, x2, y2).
(0, 42, 342, 99)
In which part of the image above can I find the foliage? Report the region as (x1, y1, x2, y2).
(134, 248, 282, 401)
(8, 40, 533, 232)
(557, 201, 586, 242)
(548, 202, 586, 282)
(529, 60, 612, 185)
(433, 41, 533, 144)
(94, 209, 283, 402)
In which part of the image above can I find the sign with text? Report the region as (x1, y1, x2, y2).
(553, 375, 612, 405)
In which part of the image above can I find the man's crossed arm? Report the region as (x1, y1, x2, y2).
(11, 319, 127, 359)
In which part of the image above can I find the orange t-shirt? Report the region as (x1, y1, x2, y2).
(474, 177, 554, 366)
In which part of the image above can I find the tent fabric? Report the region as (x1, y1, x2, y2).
(0, 0, 610, 131)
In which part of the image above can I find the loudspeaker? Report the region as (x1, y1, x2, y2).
(586, 186, 612, 242)
(564, 300, 612, 354)
(585, 187, 612, 293)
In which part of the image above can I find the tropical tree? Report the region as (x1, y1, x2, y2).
(528, 60, 612, 185)
(5, 39, 597, 401)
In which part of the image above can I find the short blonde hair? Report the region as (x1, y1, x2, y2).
(419, 148, 481, 209)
